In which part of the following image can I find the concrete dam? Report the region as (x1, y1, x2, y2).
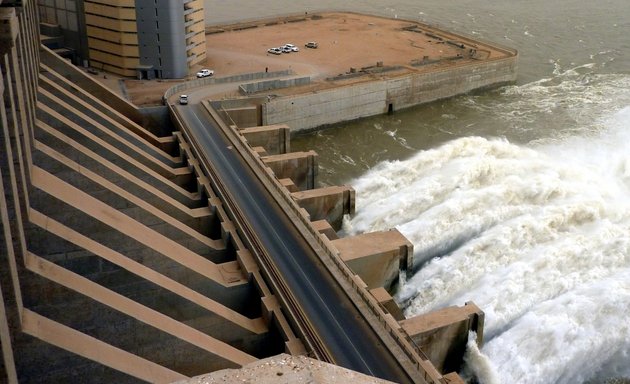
(0, 5, 516, 384)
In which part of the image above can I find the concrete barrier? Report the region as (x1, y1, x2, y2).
(239, 77, 311, 95)
(163, 70, 292, 102)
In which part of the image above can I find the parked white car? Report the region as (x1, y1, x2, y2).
(196, 68, 214, 78)
(267, 47, 282, 55)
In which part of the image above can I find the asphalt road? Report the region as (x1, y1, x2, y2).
(177, 103, 413, 383)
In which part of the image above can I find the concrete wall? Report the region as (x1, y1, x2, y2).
(240, 124, 290, 155)
(263, 56, 517, 132)
(239, 77, 310, 95)
(0, 6, 294, 380)
(136, 0, 188, 79)
(264, 80, 388, 132)
(220, 106, 260, 128)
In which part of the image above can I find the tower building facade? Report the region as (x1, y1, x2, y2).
(39, 0, 207, 78)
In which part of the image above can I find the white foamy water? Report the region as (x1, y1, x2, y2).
(344, 81, 630, 382)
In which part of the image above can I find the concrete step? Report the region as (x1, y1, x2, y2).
(22, 273, 251, 376)
(25, 204, 263, 319)
(36, 93, 195, 190)
(39, 74, 182, 166)
(32, 146, 223, 249)
(34, 121, 205, 209)
(40, 64, 178, 155)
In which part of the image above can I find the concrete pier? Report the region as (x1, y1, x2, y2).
(331, 230, 413, 290)
(221, 105, 259, 128)
(291, 185, 355, 230)
(240, 124, 290, 155)
(401, 302, 484, 375)
(261, 151, 318, 191)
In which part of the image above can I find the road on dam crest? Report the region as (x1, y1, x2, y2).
(176, 103, 413, 383)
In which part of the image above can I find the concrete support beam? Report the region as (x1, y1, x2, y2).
(37, 101, 194, 187)
(400, 301, 484, 375)
(0, 9, 19, 53)
(30, 166, 242, 286)
(21, 309, 189, 383)
(291, 185, 355, 230)
(39, 46, 152, 129)
(261, 295, 305, 355)
(39, 69, 178, 155)
(261, 151, 317, 191)
(240, 124, 290, 155)
(331, 229, 413, 290)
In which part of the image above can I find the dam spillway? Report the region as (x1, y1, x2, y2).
(0, 4, 518, 383)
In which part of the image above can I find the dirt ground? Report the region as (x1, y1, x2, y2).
(122, 12, 509, 106)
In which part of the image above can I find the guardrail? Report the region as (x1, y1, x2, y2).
(204, 102, 446, 384)
(162, 70, 292, 103)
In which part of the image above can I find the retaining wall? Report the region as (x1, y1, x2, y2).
(239, 77, 310, 95)
(263, 56, 517, 132)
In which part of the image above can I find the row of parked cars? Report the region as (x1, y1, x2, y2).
(267, 42, 318, 55)
(268, 43, 299, 55)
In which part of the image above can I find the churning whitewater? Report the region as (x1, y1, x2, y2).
(343, 84, 630, 382)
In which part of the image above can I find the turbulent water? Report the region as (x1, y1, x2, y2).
(207, 1, 630, 382)
(339, 68, 630, 382)
(344, 103, 630, 383)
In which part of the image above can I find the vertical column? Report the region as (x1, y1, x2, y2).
(0, 5, 40, 381)
(0, 8, 24, 383)
(0, 71, 20, 384)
